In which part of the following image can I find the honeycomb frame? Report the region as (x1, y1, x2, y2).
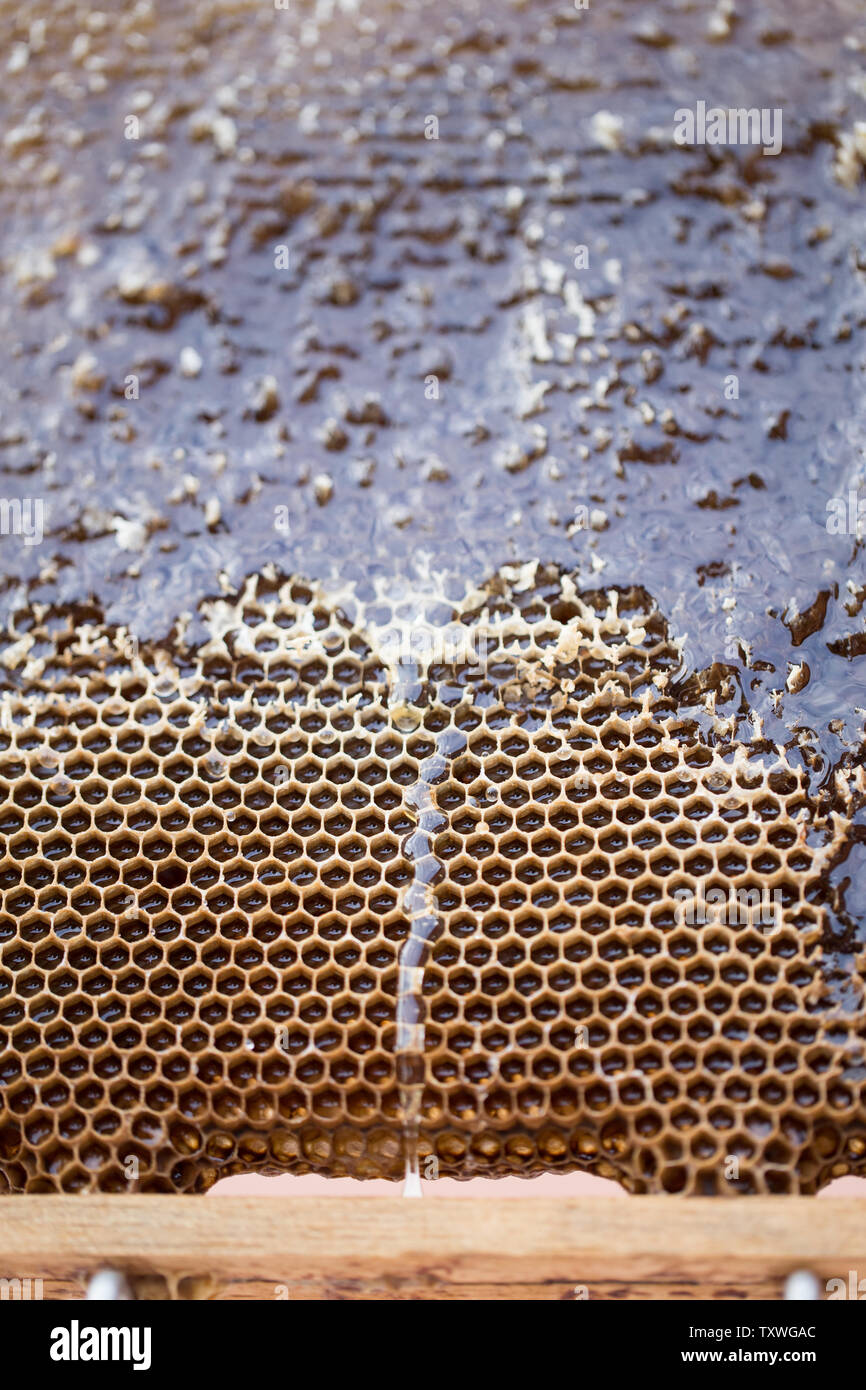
(0, 562, 864, 1195)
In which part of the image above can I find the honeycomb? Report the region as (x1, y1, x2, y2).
(0, 561, 864, 1196)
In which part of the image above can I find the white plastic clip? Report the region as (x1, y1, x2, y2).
(86, 1268, 133, 1301)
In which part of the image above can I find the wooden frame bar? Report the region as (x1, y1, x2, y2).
(1, 1196, 865, 1299)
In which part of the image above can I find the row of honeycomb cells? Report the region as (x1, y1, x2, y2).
(0, 565, 863, 1193)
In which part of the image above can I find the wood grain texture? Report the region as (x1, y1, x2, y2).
(0, 1197, 863, 1300)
